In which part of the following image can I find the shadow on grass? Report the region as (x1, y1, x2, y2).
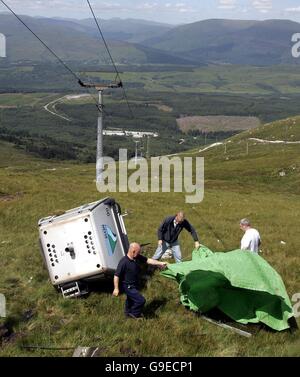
(85, 278, 114, 295)
(0, 315, 28, 346)
(199, 308, 262, 335)
(196, 308, 298, 335)
(57, 263, 162, 299)
(143, 298, 168, 319)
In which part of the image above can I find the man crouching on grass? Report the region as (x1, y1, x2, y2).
(113, 243, 167, 319)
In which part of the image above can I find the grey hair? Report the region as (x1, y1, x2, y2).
(240, 218, 251, 226)
(129, 242, 141, 251)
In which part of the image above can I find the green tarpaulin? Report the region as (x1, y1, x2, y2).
(161, 246, 294, 331)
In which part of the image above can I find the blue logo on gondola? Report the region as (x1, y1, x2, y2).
(102, 225, 117, 256)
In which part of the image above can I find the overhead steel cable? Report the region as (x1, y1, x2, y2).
(0, 0, 102, 112)
(86, 0, 121, 82)
(86, 0, 134, 118)
(0, 0, 81, 83)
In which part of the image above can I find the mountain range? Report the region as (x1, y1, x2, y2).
(144, 19, 300, 65)
(0, 14, 299, 66)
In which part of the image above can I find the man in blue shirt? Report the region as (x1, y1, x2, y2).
(113, 243, 167, 319)
(152, 211, 200, 263)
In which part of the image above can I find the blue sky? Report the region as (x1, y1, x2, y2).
(1, 0, 300, 24)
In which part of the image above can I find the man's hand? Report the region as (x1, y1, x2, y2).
(158, 240, 163, 246)
(147, 258, 168, 269)
(159, 262, 168, 270)
(195, 241, 200, 249)
(112, 288, 119, 297)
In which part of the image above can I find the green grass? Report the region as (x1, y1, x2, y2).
(0, 115, 299, 357)
(0, 93, 56, 107)
(241, 116, 300, 142)
(2, 64, 300, 95)
(88, 65, 300, 94)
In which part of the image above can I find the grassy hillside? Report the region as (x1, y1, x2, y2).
(89, 65, 300, 95)
(0, 116, 299, 357)
(243, 117, 300, 142)
(194, 117, 300, 195)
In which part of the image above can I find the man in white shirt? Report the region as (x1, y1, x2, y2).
(240, 218, 261, 253)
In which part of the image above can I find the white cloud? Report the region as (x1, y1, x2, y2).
(285, 7, 300, 13)
(140, 2, 158, 10)
(1, 0, 299, 24)
(218, 0, 237, 10)
(0, 1, 197, 18)
(2, 1, 126, 13)
(252, 0, 273, 13)
(136, 1, 194, 14)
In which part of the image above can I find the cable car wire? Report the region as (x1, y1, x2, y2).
(0, 0, 104, 112)
(86, 0, 134, 118)
(0, 0, 82, 83)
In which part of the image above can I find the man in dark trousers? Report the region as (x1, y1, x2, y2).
(113, 243, 167, 319)
(152, 211, 200, 263)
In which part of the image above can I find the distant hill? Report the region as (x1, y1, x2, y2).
(0, 14, 188, 65)
(1, 15, 300, 66)
(144, 19, 300, 65)
(72, 18, 173, 43)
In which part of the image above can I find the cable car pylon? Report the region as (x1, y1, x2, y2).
(79, 80, 123, 182)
